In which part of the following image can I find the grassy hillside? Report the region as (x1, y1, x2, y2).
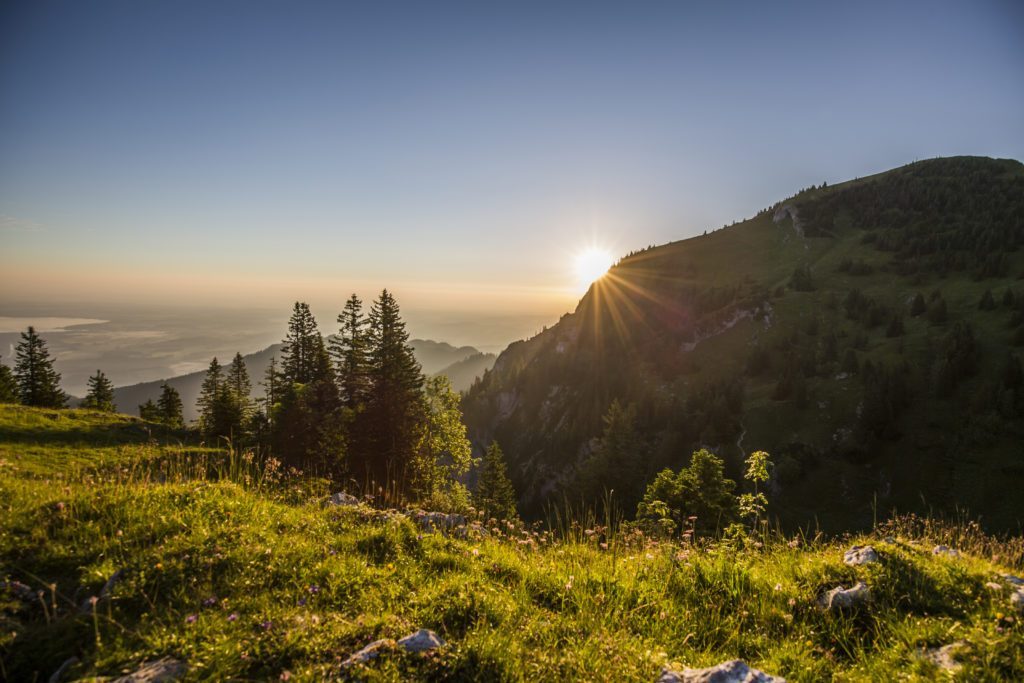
(464, 156, 1024, 531)
(2, 405, 1023, 681)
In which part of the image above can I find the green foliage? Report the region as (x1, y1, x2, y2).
(280, 302, 330, 386)
(138, 398, 160, 422)
(637, 449, 737, 537)
(156, 383, 184, 429)
(0, 358, 18, 404)
(789, 264, 815, 291)
(474, 442, 518, 521)
(412, 375, 473, 509)
(360, 289, 425, 490)
(82, 370, 116, 412)
(197, 357, 223, 432)
(577, 399, 644, 509)
(330, 293, 371, 410)
(14, 326, 67, 408)
(738, 450, 772, 527)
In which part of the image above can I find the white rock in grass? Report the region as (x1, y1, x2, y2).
(1000, 573, 1024, 586)
(922, 642, 965, 672)
(327, 492, 360, 507)
(398, 628, 445, 653)
(1011, 588, 1024, 614)
(111, 657, 187, 682)
(342, 639, 395, 666)
(658, 659, 785, 682)
(819, 581, 871, 610)
(932, 545, 960, 558)
(843, 545, 879, 566)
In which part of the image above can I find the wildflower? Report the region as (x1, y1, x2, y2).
(227, 612, 239, 622)
(774, 583, 782, 592)
(280, 672, 292, 681)
(298, 598, 307, 607)
(260, 619, 273, 631)
(599, 542, 609, 551)
(471, 548, 480, 557)
(155, 562, 164, 571)
(308, 584, 320, 594)
(88, 595, 99, 606)
(788, 597, 797, 607)
(55, 502, 65, 512)
(203, 596, 218, 607)
(185, 613, 198, 624)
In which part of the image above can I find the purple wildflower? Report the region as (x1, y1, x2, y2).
(185, 613, 198, 624)
(227, 612, 239, 622)
(308, 584, 320, 594)
(202, 595, 218, 607)
(260, 619, 273, 631)
(297, 597, 307, 606)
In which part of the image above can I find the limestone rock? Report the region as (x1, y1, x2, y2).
(112, 657, 187, 682)
(658, 659, 785, 682)
(843, 546, 879, 566)
(409, 509, 467, 534)
(932, 545, 960, 558)
(1000, 573, 1024, 586)
(1011, 588, 1024, 614)
(47, 656, 79, 683)
(2, 579, 36, 603)
(819, 581, 871, 610)
(342, 638, 395, 666)
(327, 492, 360, 507)
(398, 628, 445, 653)
(922, 642, 966, 672)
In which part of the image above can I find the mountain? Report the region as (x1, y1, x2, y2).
(463, 156, 1024, 531)
(111, 338, 493, 420)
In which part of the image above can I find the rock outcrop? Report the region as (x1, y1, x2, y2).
(843, 546, 879, 566)
(819, 581, 871, 611)
(658, 659, 785, 682)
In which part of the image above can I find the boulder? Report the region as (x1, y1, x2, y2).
(658, 660, 785, 682)
(2, 580, 36, 603)
(1000, 573, 1024, 586)
(47, 656, 79, 683)
(398, 628, 445, 653)
(409, 510, 467, 534)
(843, 546, 879, 566)
(1011, 588, 1024, 614)
(922, 642, 965, 672)
(932, 545, 960, 558)
(819, 581, 871, 611)
(342, 638, 395, 666)
(112, 657, 187, 683)
(327, 492, 360, 507)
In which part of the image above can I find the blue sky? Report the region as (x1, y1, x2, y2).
(2, 0, 1022, 323)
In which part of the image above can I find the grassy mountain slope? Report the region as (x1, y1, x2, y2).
(111, 339, 490, 421)
(436, 352, 497, 393)
(464, 156, 1024, 531)
(2, 405, 1023, 681)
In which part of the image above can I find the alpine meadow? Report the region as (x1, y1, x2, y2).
(2, 2, 1024, 681)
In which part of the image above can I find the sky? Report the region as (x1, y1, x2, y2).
(2, 0, 1023, 341)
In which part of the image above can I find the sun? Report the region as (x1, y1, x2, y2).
(573, 247, 614, 291)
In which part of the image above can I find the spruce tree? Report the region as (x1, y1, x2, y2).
(82, 370, 116, 412)
(330, 294, 370, 409)
(0, 357, 18, 404)
(226, 352, 253, 420)
(280, 303, 328, 385)
(475, 442, 518, 521)
(361, 289, 425, 489)
(157, 383, 184, 428)
(197, 357, 223, 433)
(14, 327, 67, 408)
(139, 399, 160, 422)
(909, 292, 926, 317)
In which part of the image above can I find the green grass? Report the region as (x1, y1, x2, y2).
(2, 405, 1023, 681)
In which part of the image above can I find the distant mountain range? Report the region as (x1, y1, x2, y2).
(108, 338, 495, 421)
(464, 156, 1024, 532)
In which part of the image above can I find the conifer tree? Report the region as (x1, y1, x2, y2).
(475, 442, 518, 521)
(82, 370, 116, 412)
(14, 327, 67, 408)
(330, 294, 371, 409)
(139, 399, 160, 422)
(280, 303, 328, 385)
(260, 357, 280, 426)
(361, 289, 425, 488)
(0, 357, 18, 404)
(226, 352, 253, 419)
(909, 292, 926, 316)
(197, 357, 223, 432)
(157, 383, 184, 428)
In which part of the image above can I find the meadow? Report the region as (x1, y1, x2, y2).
(1, 405, 1022, 681)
